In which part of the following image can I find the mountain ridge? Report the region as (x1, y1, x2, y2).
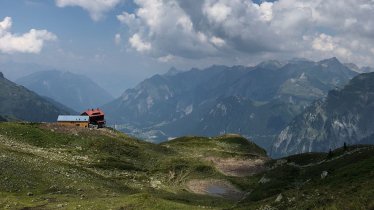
(16, 70, 114, 112)
(0, 72, 73, 122)
(272, 72, 374, 157)
(103, 58, 357, 151)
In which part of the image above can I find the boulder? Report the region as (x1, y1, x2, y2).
(275, 193, 283, 202)
(321, 171, 328, 179)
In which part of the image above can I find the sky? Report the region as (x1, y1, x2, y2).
(1, 0, 374, 96)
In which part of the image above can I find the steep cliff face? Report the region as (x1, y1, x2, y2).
(272, 73, 374, 157)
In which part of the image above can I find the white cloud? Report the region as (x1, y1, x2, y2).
(0, 17, 12, 32)
(157, 54, 174, 63)
(55, 0, 122, 21)
(257, 2, 273, 22)
(210, 36, 225, 47)
(312, 34, 335, 52)
(117, 12, 137, 26)
(129, 33, 151, 52)
(0, 17, 57, 54)
(117, 0, 374, 66)
(114, 33, 121, 45)
(119, 0, 218, 58)
(203, 1, 232, 23)
(335, 47, 352, 58)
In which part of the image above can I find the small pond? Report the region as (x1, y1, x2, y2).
(206, 185, 227, 196)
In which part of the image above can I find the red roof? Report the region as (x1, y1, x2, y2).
(81, 108, 105, 116)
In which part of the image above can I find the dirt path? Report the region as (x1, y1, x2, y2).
(186, 179, 244, 200)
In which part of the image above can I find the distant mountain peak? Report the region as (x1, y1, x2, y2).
(16, 70, 114, 111)
(344, 63, 360, 72)
(208, 64, 228, 70)
(288, 57, 312, 63)
(0, 73, 72, 122)
(0, 72, 3, 79)
(257, 60, 284, 70)
(165, 67, 181, 76)
(319, 57, 341, 65)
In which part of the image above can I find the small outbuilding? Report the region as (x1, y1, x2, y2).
(57, 115, 89, 128)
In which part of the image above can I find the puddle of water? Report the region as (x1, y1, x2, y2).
(206, 185, 227, 196)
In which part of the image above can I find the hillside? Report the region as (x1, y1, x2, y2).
(0, 116, 6, 122)
(0, 72, 72, 122)
(16, 70, 114, 112)
(103, 58, 357, 150)
(272, 72, 374, 157)
(0, 122, 373, 209)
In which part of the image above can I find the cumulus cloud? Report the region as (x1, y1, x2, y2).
(129, 33, 151, 52)
(203, 2, 232, 23)
(114, 33, 122, 45)
(117, 0, 219, 58)
(55, 0, 122, 21)
(312, 34, 335, 52)
(210, 36, 225, 47)
(0, 17, 12, 31)
(157, 54, 175, 63)
(0, 17, 57, 54)
(117, 0, 374, 66)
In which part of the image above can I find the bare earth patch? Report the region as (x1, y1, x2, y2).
(206, 157, 268, 177)
(186, 179, 243, 200)
(41, 123, 120, 138)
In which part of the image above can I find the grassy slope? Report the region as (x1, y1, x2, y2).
(0, 123, 263, 209)
(0, 122, 373, 210)
(237, 146, 374, 210)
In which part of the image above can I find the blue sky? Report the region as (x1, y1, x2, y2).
(1, 0, 374, 96)
(0, 0, 168, 95)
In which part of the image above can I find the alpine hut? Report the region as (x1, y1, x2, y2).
(57, 115, 90, 128)
(81, 108, 106, 128)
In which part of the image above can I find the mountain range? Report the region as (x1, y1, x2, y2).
(16, 70, 114, 112)
(0, 72, 72, 122)
(272, 72, 374, 157)
(1, 58, 374, 209)
(2, 57, 372, 157)
(103, 58, 357, 151)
